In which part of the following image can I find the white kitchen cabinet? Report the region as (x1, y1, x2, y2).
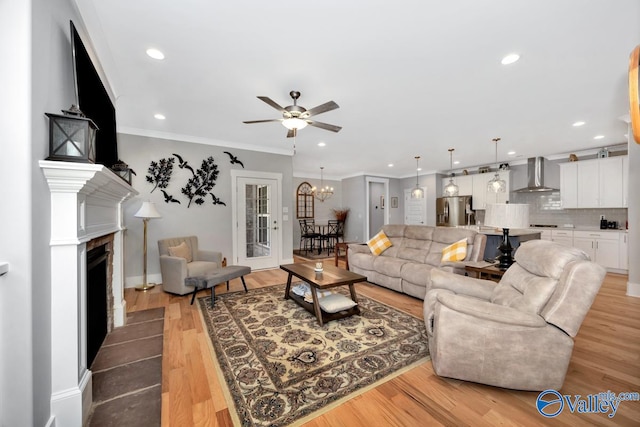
(577, 160, 600, 208)
(573, 230, 620, 269)
(598, 157, 623, 208)
(560, 156, 626, 208)
(551, 229, 573, 247)
(540, 230, 552, 241)
(559, 162, 578, 209)
(620, 232, 628, 270)
(471, 171, 510, 210)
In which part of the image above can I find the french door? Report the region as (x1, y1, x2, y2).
(232, 171, 281, 270)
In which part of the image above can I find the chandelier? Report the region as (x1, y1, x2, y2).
(487, 137, 506, 193)
(312, 167, 334, 202)
(411, 156, 424, 199)
(443, 148, 459, 196)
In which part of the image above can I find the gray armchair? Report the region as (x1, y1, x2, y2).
(158, 236, 223, 295)
(424, 239, 605, 391)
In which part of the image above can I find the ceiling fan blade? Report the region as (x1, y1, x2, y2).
(257, 96, 287, 113)
(300, 101, 339, 118)
(306, 120, 342, 133)
(243, 119, 282, 124)
(287, 128, 297, 138)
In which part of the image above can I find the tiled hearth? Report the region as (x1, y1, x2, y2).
(40, 161, 137, 426)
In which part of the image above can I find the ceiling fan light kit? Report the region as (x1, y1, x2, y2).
(244, 90, 341, 138)
(282, 117, 307, 130)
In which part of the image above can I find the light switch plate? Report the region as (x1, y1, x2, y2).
(283, 207, 289, 213)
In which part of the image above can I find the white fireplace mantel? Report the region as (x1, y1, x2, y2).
(39, 160, 138, 426)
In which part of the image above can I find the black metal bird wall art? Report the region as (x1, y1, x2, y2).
(223, 151, 244, 168)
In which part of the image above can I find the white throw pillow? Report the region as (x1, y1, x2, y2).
(319, 294, 358, 313)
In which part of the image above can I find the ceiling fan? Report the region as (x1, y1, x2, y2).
(243, 90, 341, 138)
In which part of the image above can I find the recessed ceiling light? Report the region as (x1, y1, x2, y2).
(417, 168, 422, 171)
(317, 142, 326, 147)
(154, 113, 166, 120)
(146, 48, 165, 60)
(572, 121, 585, 127)
(387, 163, 393, 167)
(594, 135, 605, 140)
(507, 151, 516, 155)
(454, 161, 460, 165)
(501, 53, 520, 65)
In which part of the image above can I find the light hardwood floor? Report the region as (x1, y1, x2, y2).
(124, 260, 640, 426)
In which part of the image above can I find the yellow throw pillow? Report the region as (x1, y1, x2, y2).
(367, 230, 393, 256)
(168, 241, 192, 262)
(441, 238, 468, 262)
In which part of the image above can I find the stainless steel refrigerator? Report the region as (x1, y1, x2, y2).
(436, 196, 474, 227)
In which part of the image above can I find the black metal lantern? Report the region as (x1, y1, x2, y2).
(45, 105, 98, 163)
(111, 161, 133, 184)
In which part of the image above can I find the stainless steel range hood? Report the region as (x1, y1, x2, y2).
(514, 157, 559, 192)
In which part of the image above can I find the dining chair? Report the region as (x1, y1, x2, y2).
(323, 220, 344, 255)
(299, 219, 320, 254)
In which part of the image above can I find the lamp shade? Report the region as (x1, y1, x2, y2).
(134, 201, 162, 219)
(484, 203, 529, 229)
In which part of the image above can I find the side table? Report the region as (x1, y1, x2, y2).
(334, 242, 355, 269)
(464, 262, 505, 282)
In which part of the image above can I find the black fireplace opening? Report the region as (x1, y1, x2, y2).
(87, 244, 109, 368)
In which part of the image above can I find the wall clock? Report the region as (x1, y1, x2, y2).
(630, 44, 640, 144)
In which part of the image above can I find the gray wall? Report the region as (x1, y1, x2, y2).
(1, 0, 84, 424)
(341, 175, 367, 242)
(119, 134, 293, 284)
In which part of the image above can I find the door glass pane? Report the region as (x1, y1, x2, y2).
(245, 184, 271, 258)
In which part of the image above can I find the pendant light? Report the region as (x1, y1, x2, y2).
(487, 137, 507, 193)
(411, 156, 424, 199)
(443, 148, 459, 196)
(312, 166, 334, 202)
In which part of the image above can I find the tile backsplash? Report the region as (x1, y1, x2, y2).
(475, 191, 628, 229)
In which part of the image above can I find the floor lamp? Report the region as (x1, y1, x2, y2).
(134, 201, 162, 291)
(484, 203, 529, 270)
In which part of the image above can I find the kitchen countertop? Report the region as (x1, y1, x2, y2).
(456, 226, 628, 235)
(456, 226, 542, 236)
(531, 226, 627, 233)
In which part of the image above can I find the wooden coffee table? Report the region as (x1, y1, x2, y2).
(280, 262, 366, 326)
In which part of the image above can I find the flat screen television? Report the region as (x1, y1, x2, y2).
(70, 21, 118, 168)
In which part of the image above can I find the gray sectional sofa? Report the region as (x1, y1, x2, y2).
(347, 225, 487, 299)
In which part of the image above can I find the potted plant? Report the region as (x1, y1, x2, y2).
(331, 208, 349, 222)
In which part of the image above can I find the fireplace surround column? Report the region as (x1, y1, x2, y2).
(40, 161, 137, 426)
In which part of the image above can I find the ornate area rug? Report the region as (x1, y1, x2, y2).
(198, 283, 429, 426)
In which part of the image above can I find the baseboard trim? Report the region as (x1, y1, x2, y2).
(627, 280, 640, 297)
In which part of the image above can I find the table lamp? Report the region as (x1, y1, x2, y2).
(484, 203, 529, 270)
(134, 201, 162, 291)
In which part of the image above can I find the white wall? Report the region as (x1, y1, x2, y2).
(627, 129, 639, 296)
(118, 134, 293, 284)
(1, 0, 85, 425)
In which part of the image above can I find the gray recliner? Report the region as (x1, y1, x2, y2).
(158, 236, 223, 295)
(424, 239, 606, 391)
